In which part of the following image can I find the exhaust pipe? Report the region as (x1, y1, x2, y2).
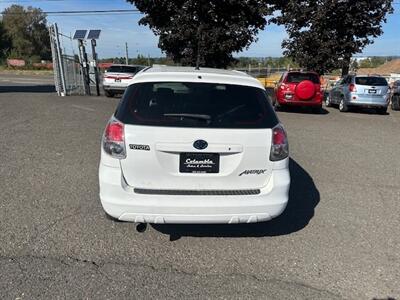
(136, 223, 147, 233)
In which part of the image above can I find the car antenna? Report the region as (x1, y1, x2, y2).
(195, 25, 202, 70)
(195, 53, 200, 70)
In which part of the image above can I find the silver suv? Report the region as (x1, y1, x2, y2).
(326, 75, 389, 114)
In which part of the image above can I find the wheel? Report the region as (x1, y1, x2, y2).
(391, 95, 400, 111)
(325, 94, 332, 107)
(376, 107, 388, 115)
(339, 98, 348, 112)
(274, 100, 282, 111)
(105, 90, 114, 98)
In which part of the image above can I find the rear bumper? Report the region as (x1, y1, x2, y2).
(99, 160, 290, 224)
(277, 96, 322, 107)
(103, 85, 128, 92)
(348, 96, 389, 108)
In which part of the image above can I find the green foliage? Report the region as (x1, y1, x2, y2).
(358, 57, 387, 68)
(127, 0, 272, 68)
(2, 5, 51, 61)
(0, 21, 11, 60)
(272, 0, 394, 75)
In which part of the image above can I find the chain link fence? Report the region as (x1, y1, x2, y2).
(62, 55, 85, 95)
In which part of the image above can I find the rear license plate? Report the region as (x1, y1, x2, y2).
(180, 153, 220, 173)
(115, 79, 121, 83)
(368, 89, 377, 94)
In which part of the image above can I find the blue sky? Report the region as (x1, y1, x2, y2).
(0, 0, 399, 58)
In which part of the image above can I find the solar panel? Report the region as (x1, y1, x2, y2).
(87, 30, 101, 40)
(73, 30, 87, 40)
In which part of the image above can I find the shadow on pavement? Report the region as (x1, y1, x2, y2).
(278, 106, 330, 115)
(0, 85, 55, 93)
(153, 158, 319, 240)
(348, 107, 390, 116)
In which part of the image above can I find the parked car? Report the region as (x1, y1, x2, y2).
(274, 71, 323, 113)
(390, 80, 400, 111)
(99, 66, 290, 225)
(102, 64, 145, 97)
(326, 75, 390, 114)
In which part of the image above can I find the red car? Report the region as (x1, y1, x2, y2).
(274, 71, 323, 112)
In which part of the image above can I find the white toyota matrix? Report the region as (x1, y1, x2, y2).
(99, 66, 290, 224)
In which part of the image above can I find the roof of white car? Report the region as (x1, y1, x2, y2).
(132, 65, 264, 89)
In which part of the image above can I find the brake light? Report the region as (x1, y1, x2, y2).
(270, 124, 289, 161)
(103, 118, 126, 159)
(349, 84, 357, 92)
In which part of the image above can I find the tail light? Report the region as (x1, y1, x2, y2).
(349, 84, 357, 92)
(103, 117, 126, 159)
(280, 84, 288, 90)
(270, 124, 289, 161)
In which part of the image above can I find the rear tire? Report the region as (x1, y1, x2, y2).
(325, 94, 332, 107)
(274, 100, 282, 111)
(339, 98, 348, 112)
(391, 95, 400, 111)
(105, 90, 114, 98)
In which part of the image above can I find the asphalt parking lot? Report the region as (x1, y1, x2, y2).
(0, 74, 399, 299)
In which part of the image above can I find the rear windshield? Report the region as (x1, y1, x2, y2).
(286, 72, 320, 84)
(106, 66, 143, 74)
(115, 82, 278, 129)
(355, 77, 388, 86)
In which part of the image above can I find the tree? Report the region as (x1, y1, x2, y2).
(127, 0, 272, 68)
(0, 21, 12, 61)
(272, 0, 393, 75)
(2, 5, 51, 61)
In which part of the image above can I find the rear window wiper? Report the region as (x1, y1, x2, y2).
(163, 113, 211, 121)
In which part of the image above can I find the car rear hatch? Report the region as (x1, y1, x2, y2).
(103, 65, 143, 86)
(103, 72, 135, 86)
(115, 81, 279, 191)
(121, 126, 273, 190)
(282, 72, 321, 101)
(354, 77, 388, 102)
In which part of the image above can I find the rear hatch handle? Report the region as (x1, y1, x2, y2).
(155, 142, 243, 154)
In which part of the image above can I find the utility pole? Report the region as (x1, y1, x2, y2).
(125, 42, 129, 65)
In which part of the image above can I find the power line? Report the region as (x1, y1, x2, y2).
(1, 9, 139, 14)
(0, 9, 142, 16)
(0, 0, 112, 2)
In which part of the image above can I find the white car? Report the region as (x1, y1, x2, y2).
(102, 64, 145, 97)
(99, 66, 290, 224)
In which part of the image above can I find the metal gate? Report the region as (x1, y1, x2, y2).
(49, 23, 86, 96)
(62, 55, 85, 95)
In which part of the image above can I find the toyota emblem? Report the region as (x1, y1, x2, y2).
(193, 140, 208, 150)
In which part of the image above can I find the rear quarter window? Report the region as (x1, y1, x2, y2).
(355, 77, 388, 86)
(115, 82, 278, 129)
